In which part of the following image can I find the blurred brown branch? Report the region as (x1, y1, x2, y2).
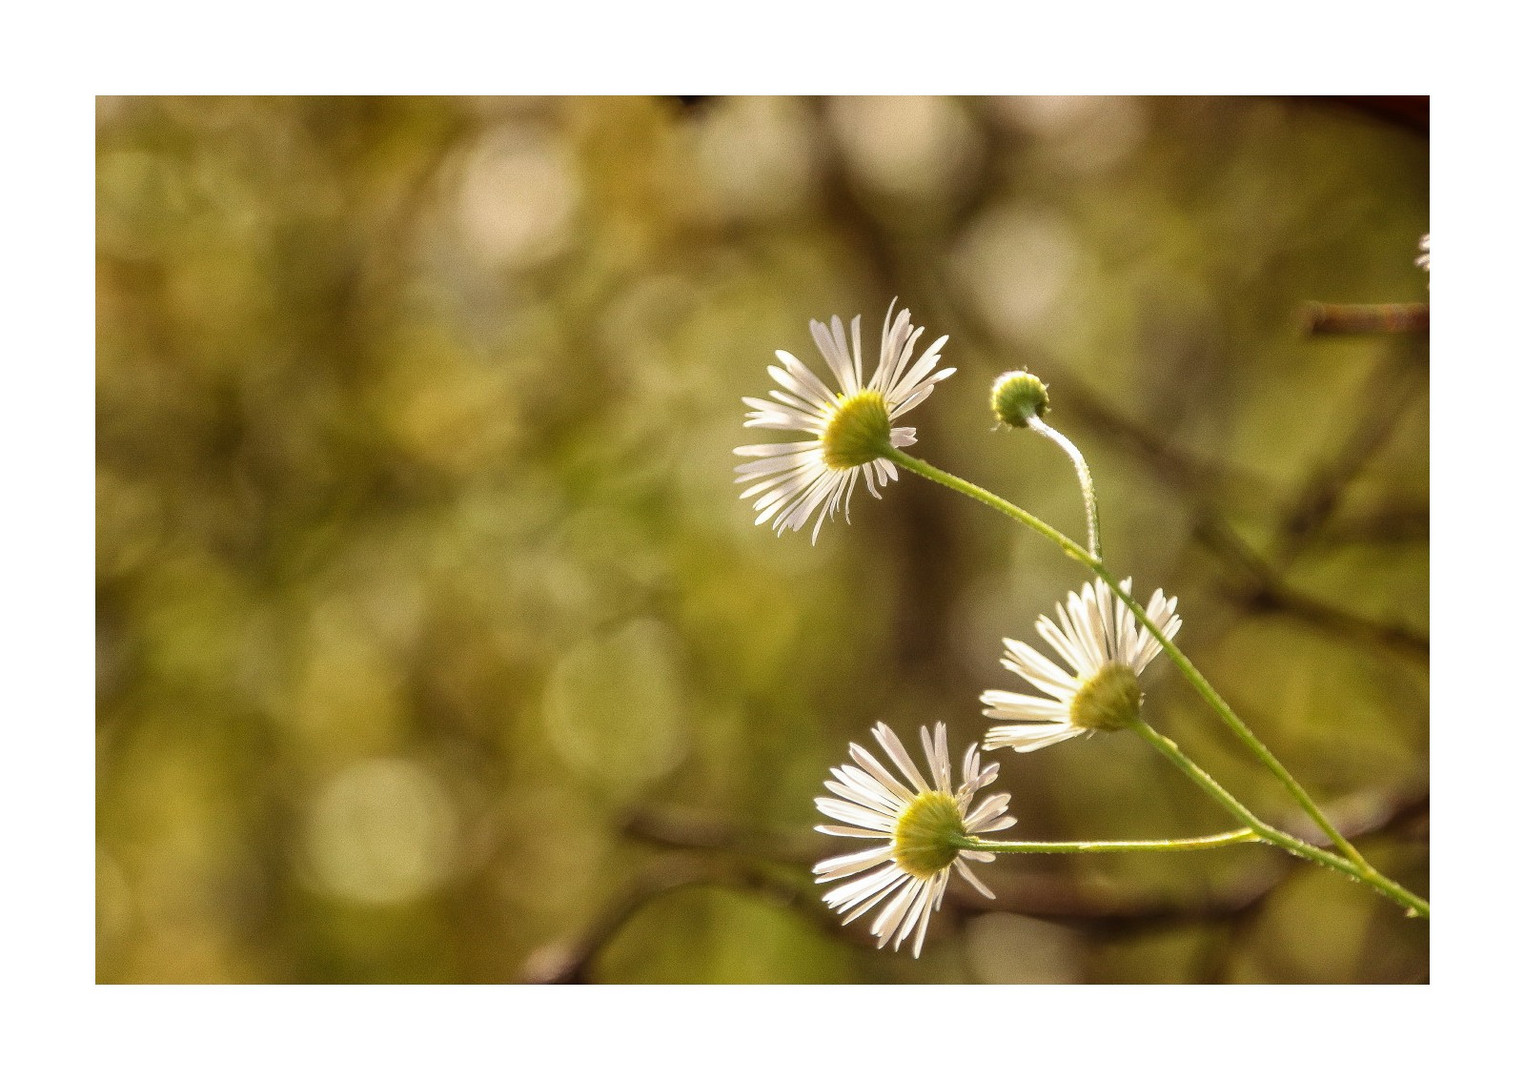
(1055, 373, 1277, 514)
(1194, 335, 1430, 660)
(519, 854, 835, 984)
(1304, 503, 1428, 548)
(1302, 303, 1429, 335)
(1314, 96, 1429, 136)
(1273, 338, 1428, 564)
(1192, 513, 1429, 661)
(513, 785, 1428, 977)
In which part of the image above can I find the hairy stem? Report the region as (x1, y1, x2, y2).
(881, 446, 1428, 918)
(886, 446, 1365, 866)
(955, 828, 1258, 855)
(1027, 416, 1102, 560)
(1130, 720, 1429, 918)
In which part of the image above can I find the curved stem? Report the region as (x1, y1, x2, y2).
(1130, 719, 1429, 918)
(1092, 564, 1377, 876)
(883, 446, 1090, 564)
(885, 446, 1367, 868)
(955, 828, 1258, 855)
(881, 446, 1429, 918)
(1027, 416, 1102, 561)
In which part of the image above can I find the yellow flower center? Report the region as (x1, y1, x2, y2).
(1068, 662, 1142, 732)
(892, 791, 966, 879)
(821, 390, 892, 469)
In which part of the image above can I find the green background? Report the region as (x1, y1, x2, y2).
(96, 96, 1428, 983)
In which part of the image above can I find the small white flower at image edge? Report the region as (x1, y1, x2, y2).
(734, 300, 955, 543)
(813, 722, 1015, 959)
(981, 576, 1182, 753)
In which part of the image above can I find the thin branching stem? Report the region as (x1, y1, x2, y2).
(1027, 416, 1102, 560)
(881, 445, 1428, 918)
(955, 828, 1258, 855)
(1129, 719, 1428, 917)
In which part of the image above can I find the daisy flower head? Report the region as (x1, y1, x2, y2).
(734, 300, 954, 543)
(813, 722, 1015, 959)
(981, 576, 1182, 754)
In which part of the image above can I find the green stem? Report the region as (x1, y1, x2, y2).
(1130, 720, 1429, 918)
(1027, 416, 1102, 561)
(1093, 568, 1376, 874)
(955, 828, 1258, 855)
(884, 447, 1089, 565)
(882, 445, 1428, 918)
(885, 446, 1365, 866)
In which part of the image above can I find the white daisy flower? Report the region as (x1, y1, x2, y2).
(734, 300, 955, 543)
(1416, 233, 1430, 276)
(981, 577, 1183, 753)
(814, 722, 1015, 959)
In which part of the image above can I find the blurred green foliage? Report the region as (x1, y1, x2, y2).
(97, 96, 1427, 983)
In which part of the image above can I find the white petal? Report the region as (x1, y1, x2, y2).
(848, 743, 917, 803)
(734, 448, 823, 479)
(874, 722, 931, 793)
(964, 793, 1013, 831)
(815, 797, 897, 831)
(823, 863, 904, 913)
(871, 877, 921, 945)
(850, 314, 863, 391)
(909, 874, 948, 958)
(953, 857, 996, 900)
(980, 689, 1070, 721)
(838, 869, 908, 924)
(1001, 638, 1083, 697)
(769, 356, 837, 411)
(1034, 616, 1088, 676)
(983, 724, 1084, 753)
(734, 440, 821, 458)
(814, 844, 896, 882)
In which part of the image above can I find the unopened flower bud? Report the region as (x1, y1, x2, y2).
(990, 370, 1050, 429)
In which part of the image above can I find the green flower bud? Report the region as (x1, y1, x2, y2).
(990, 370, 1050, 429)
(821, 389, 892, 469)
